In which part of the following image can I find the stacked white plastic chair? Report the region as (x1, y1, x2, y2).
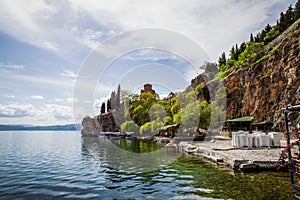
(232, 131, 280, 148)
(259, 133, 271, 148)
(269, 132, 281, 147)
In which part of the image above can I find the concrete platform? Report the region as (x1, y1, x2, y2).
(179, 137, 288, 172)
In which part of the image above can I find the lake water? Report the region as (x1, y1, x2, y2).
(0, 131, 298, 199)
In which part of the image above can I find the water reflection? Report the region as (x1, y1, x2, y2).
(81, 136, 181, 173)
(81, 136, 299, 199)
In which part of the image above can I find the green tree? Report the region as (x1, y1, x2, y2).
(140, 122, 152, 135)
(250, 33, 254, 42)
(107, 99, 111, 112)
(121, 120, 139, 133)
(164, 116, 173, 125)
(240, 42, 246, 53)
(171, 98, 180, 116)
(229, 46, 236, 60)
(264, 26, 280, 44)
(210, 101, 225, 130)
(294, 0, 300, 20)
(100, 102, 105, 114)
(236, 42, 264, 67)
(149, 104, 166, 122)
(198, 100, 211, 129)
(173, 113, 181, 124)
(181, 102, 200, 130)
(218, 52, 226, 66)
(132, 105, 150, 126)
(278, 12, 289, 32)
(115, 84, 121, 110)
(110, 91, 116, 109)
(286, 5, 295, 25)
(234, 44, 239, 60)
(150, 121, 164, 133)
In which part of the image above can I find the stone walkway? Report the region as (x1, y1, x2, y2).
(179, 137, 290, 172)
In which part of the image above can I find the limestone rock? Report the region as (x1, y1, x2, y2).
(81, 111, 120, 136)
(192, 20, 300, 130)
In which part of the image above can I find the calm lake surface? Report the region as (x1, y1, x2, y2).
(0, 131, 298, 199)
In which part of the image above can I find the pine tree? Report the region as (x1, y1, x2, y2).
(240, 42, 246, 53)
(250, 33, 254, 42)
(100, 102, 106, 114)
(230, 46, 235, 60)
(286, 5, 295, 25)
(278, 12, 288, 32)
(294, 0, 300, 20)
(218, 52, 226, 66)
(234, 44, 239, 60)
(265, 24, 272, 33)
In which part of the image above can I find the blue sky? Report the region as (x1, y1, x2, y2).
(0, 0, 297, 125)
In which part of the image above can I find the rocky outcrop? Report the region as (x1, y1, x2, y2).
(192, 20, 300, 130)
(81, 111, 120, 136)
(81, 116, 101, 136)
(227, 20, 300, 127)
(99, 112, 120, 132)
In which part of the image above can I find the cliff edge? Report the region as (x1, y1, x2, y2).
(192, 19, 300, 129)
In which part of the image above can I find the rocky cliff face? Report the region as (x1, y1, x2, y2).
(98, 112, 120, 132)
(81, 112, 120, 136)
(192, 20, 300, 130)
(81, 116, 101, 136)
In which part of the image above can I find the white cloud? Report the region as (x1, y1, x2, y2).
(0, 103, 74, 125)
(66, 97, 78, 103)
(60, 69, 77, 79)
(0, 0, 297, 125)
(81, 28, 103, 48)
(94, 96, 110, 109)
(44, 104, 74, 121)
(30, 95, 44, 100)
(83, 100, 92, 104)
(4, 94, 15, 99)
(55, 98, 63, 102)
(123, 48, 184, 62)
(0, 103, 36, 118)
(0, 62, 24, 73)
(0, 0, 296, 61)
(0, 72, 75, 89)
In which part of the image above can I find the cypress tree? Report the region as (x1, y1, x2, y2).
(101, 102, 106, 114)
(110, 91, 116, 109)
(107, 99, 111, 112)
(115, 84, 121, 110)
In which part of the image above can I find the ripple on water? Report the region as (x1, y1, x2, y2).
(0, 132, 297, 199)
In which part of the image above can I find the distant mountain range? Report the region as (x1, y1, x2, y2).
(0, 124, 82, 131)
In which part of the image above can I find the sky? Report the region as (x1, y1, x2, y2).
(0, 0, 297, 125)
